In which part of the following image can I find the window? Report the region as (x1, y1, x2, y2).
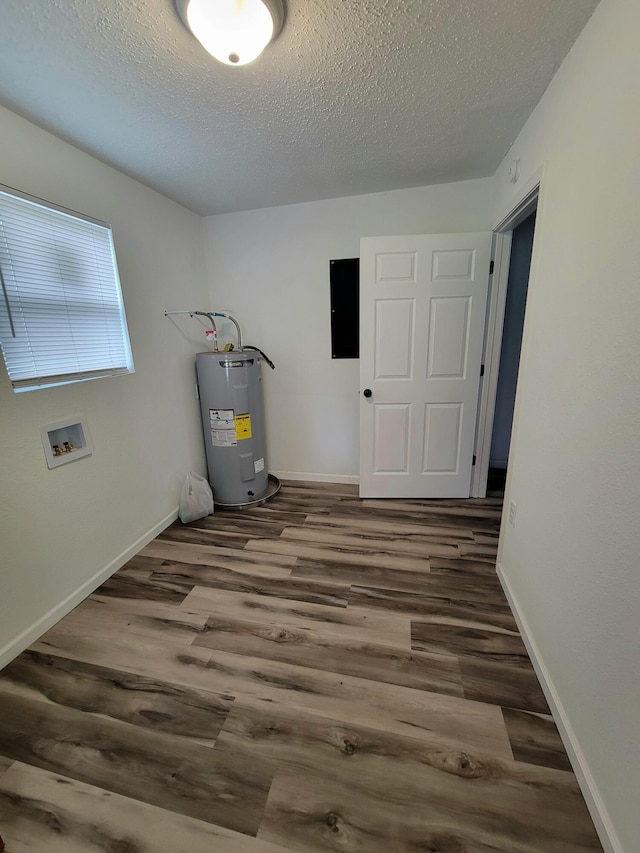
(0, 185, 134, 392)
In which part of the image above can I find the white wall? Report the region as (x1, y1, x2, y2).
(0, 106, 210, 663)
(493, 0, 640, 850)
(204, 179, 495, 481)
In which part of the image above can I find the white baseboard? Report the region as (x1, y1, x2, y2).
(0, 508, 178, 672)
(497, 561, 622, 853)
(272, 470, 359, 485)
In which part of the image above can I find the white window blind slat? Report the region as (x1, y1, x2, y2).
(0, 186, 134, 392)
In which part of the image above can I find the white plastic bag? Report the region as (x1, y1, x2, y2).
(179, 472, 214, 524)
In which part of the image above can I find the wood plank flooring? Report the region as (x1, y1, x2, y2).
(0, 481, 602, 852)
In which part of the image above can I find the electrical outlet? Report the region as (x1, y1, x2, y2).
(508, 501, 517, 527)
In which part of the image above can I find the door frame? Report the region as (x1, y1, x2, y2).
(471, 170, 542, 497)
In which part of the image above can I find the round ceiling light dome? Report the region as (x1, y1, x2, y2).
(176, 0, 285, 66)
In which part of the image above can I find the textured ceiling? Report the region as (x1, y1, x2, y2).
(0, 0, 599, 215)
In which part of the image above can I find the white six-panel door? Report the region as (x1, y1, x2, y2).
(359, 233, 492, 498)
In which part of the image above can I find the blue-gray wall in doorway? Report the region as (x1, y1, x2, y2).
(490, 211, 536, 468)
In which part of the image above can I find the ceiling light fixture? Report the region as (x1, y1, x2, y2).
(176, 0, 285, 66)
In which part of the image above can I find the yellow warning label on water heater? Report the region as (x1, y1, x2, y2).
(235, 413, 252, 440)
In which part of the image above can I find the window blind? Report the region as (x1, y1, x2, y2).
(0, 186, 134, 392)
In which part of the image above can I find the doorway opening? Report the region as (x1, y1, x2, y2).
(472, 178, 540, 498)
(487, 210, 536, 494)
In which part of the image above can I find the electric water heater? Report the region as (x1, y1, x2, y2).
(196, 349, 270, 506)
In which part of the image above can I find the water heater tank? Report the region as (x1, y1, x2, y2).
(196, 350, 269, 505)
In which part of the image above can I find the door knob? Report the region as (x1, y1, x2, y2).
(363, 388, 372, 398)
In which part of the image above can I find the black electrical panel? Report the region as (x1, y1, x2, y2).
(330, 258, 359, 359)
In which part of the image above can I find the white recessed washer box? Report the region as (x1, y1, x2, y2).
(41, 416, 93, 469)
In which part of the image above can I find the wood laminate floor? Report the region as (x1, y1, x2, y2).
(0, 482, 602, 852)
